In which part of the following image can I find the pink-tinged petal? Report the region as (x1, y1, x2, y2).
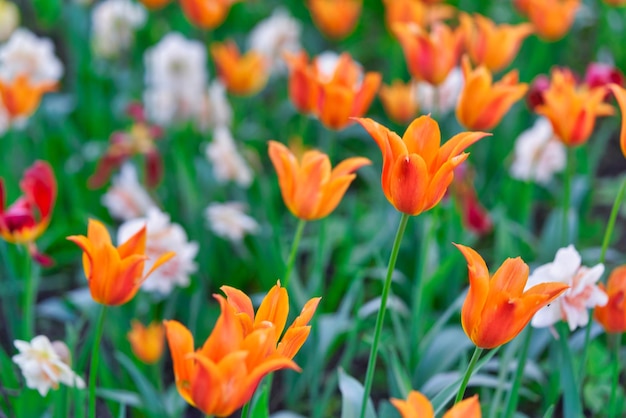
(145, 149, 163, 189)
(389, 154, 429, 215)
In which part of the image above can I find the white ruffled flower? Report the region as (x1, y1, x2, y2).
(0, 0, 19, 42)
(0, 28, 63, 83)
(205, 202, 259, 243)
(143, 33, 208, 126)
(195, 81, 233, 131)
(248, 8, 301, 74)
(118, 207, 198, 294)
(91, 0, 147, 58)
(415, 67, 463, 115)
(102, 163, 156, 221)
(526, 245, 607, 332)
(205, 126, 252, 187)
(12, 336, 85, 397)
(510, 117, 566, 185)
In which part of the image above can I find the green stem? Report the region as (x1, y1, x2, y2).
(283, 219, 306, 289)
(608, 334, 622, 418)
(89, 306, 107, 418)
(503, 328, 533, 418)
(556, 323, 582, 418)
(359, 213, 410, 418)
(578, 178, 626, 387)
(562, 147, 574, 246)
(21, 248, 36, 339)
(239, 401, 251, 418)
(455, 346, 484, 404)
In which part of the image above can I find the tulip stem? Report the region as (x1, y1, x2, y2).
(240, 402, 250, 418)
(578, 177, 626, 388)
(283, 219, 306, 289)
(21, 249, 36, 339)
(359, 213, 410, 418)
(609, 334, 622, 418)
(503, 328, 533, 418)
(455, 346, 483, 404)
(89, 306, 107, 418)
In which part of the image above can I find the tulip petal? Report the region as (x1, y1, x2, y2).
(352, 72, 382, 117)
(443, 394, 480, 418)
(391, 390, 434, 418)
(315, 174, 355, 219)
(438, 131, 490, 164)
(221, 285, 255, 322)
(144, 251, 175, 279)
(164, 320, 196, 406)
(454, 244, 490, 344)
(254, 282, 289, 337)
(330, 157, 371, 179)
(402, 115, 441, 167)
(86, 219, 113, 248)
(268, 140, 298, 211)
(390, 153, 429, 215)
(201, 295, 245, 361)
(489, 257, 529, 297)
(609, 83, 626, 158)
(117, 225, 147, 259)
(318, 81, 354, 129)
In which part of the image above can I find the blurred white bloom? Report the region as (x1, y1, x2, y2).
(195, 81, 233, 131)
(0, 0, 19, 42)
(205, 202, 259, 242)
(248, 8, 301, 74)
(143, 33, 208, 125)
(0, 103, 9, 136)
(510, 117, 566, 185)
(118, 207, 198, 294)
(0, 28, 63, 83)
(12, 336, 85, 396)
(205, 126, 252, 187)
(91, 0, 147, 58)
(416, 67, 463, 115)
(526, 245, 607, 332)
(102, 163, 156, 220)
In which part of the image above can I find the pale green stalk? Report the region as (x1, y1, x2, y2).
(455, 346, 484, 403)
(89, 306, 107, 418)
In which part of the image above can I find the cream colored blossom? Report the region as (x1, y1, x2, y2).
(205, 202, 259, 242)
(416, 66, 463, 115)
(0, 0, 19, 42)
(248, 8, 301, 74)
(205, 126, 252, 187)
(12, 336, 85, 396)
(510, 117, 566, 184)
(118, 207, 198, 294)
(102, 163, 156, 220)
(526, 245, 607, 331)
(0, 28, 63, 83)
(91, 0, 147, 58)
(195, 81, 233, 131)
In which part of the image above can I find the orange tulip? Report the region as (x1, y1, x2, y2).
(316, 52, 381, 130)
(383, 0, 455, 32)
(128, 320, 165, 364)
(455, 244, 569, 349)
(220, 281, 321, 359)
(595, 266, 626, 333)
(307, 0, 362, 39)
(535, 68, 614, 147)
(268, 140, 371, 220)
(456, 56, 528, 131)
(138, 0, 171, 9)
(609, 83, 626, 158)
(393, 22, 463, 85)
(164, 295, 300, 416)
(525, 0, 581, 41)
(211, 41, 269, 96)
(379, 80, 419, 125)
(0, 74, 56, 120)
(460, 13, 533, 72)
(391, 391, 481, 418)
(179, 0, 238, 29)
(354, 116, 489, 216)
(284, 51, 318, 114)
(67, 219, 174, 306)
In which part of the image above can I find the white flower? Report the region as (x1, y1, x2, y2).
(102, 163, 156, 220)
(205, 126, 253, 187)
(195, 81, 233, 131)
(91, 0, 147, 58)
(415, 67, 463, 115)
(143, 33, 208, 126)
(0, 28, 63, 83)
(12, 336, 85, 396)
(526, 245, 608, 331)
(510, 117, 566, 185)
(248, 8, 301, 75)
(117, 207, 198, 294)
(205, 202, 259, 243)
(0, 0, 19, 42)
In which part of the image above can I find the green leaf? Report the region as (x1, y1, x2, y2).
(338, 368, 377, 418)
(114, 351, 165, 418)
